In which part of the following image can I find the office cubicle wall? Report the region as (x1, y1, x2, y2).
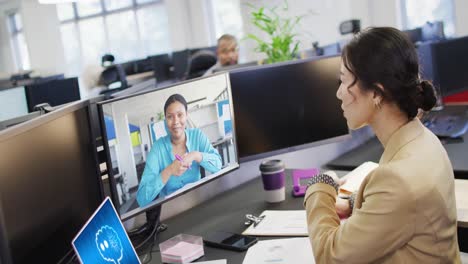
(230, 55, 349, 162)
(0, 100, 103, 264)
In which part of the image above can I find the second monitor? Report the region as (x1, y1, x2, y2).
(230, 55, 349, 161)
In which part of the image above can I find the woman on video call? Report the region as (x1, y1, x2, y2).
(137, 94, 222, 207)
(304, 27, 460, 263)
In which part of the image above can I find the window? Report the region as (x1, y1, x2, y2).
(57, 0, 170, 76)
(401, 0, 455, 37)
(210, 0, 244, 41)
(7, 12, 31, 71)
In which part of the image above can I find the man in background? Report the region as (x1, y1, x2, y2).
(203, 34, 239, 76)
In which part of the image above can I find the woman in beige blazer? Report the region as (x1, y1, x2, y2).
(304, 27, 461, 263)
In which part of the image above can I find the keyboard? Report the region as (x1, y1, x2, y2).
(422, 111, 468, 138)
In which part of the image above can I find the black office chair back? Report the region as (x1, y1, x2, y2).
(186, 50, 217, 80)
(100, 64, 128, 89)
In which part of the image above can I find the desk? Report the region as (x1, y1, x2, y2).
(326, 105, 468, 178)
(148, 170, 304, 263)
(147, 170, 468, 263)
(127, 71, 154, 86)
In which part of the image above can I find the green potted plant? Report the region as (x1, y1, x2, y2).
(245, 1, 305, 64)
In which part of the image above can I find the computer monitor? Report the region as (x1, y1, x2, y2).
(98, 72, 239, 220)
(150, 54, 173, 82)
(171, 49, 191, 80)
(229, 55, 349, 161)
(403, 27, 423, 44)
(0, 86, 29, 122)
(0, 100, 104, 264)
(430, 36, 468, 97)
(421, 21, 445, 42)
(134, 58, 154, 73)
(25, 77, 81, 112)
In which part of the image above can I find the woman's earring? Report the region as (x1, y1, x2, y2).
(374, 100, 382, 109)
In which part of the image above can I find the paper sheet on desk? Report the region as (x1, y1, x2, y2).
(195, 260, 226, 264)
(242, 238, 314, 264)
(339, 161, 379, 195)
(242, 210, 308, 236)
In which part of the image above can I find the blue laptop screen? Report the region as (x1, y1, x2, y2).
(72, 198, 140, 264)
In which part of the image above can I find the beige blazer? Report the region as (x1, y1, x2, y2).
(304, 118, 461, 263)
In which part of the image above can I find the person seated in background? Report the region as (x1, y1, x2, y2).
(136, 94, 222, 207)
(203, 34, 239, 76)
(304, 27, 461, 263)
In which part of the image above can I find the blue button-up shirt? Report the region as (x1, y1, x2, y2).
(136, 128, 222, 207)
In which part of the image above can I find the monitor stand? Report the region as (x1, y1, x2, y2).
(129, 205, 167, 252)
(129, 206, 162, 236)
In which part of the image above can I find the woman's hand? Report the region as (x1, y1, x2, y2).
(181, 151, 202, 167)
(336, 197, 351, 218)
(324, 171, 351, 218)
(170, 159, 188, 176)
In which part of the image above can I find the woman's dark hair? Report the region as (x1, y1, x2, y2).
(164, 94, 188, 116)
(342, 27, 437, 119)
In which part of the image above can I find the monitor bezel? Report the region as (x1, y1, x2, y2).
(228, 55, 351, 163)
(97, 72, 240, 221)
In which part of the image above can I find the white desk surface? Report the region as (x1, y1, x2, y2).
(455, 179, 468, 228)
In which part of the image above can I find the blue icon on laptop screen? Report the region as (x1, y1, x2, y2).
(72, 197, 140, 264)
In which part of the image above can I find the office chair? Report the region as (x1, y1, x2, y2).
(101, 53, 115, 67)
(99, 64, 128, 90)
(185, 50, 217, 80)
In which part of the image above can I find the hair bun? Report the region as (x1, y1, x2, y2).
(418, 80, 437, 111)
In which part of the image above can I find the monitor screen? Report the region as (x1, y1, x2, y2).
(25, 77, 81, 112)
(171, 49, 191, 80)
(0, 86, 28, 122)
(431, 36, 468, 97)
(0, 100, 103, 264)
(229, 55, 349, 161)
(98, 72, 239, 220)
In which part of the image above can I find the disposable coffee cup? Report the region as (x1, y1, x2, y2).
(259, 159, 285, 203)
